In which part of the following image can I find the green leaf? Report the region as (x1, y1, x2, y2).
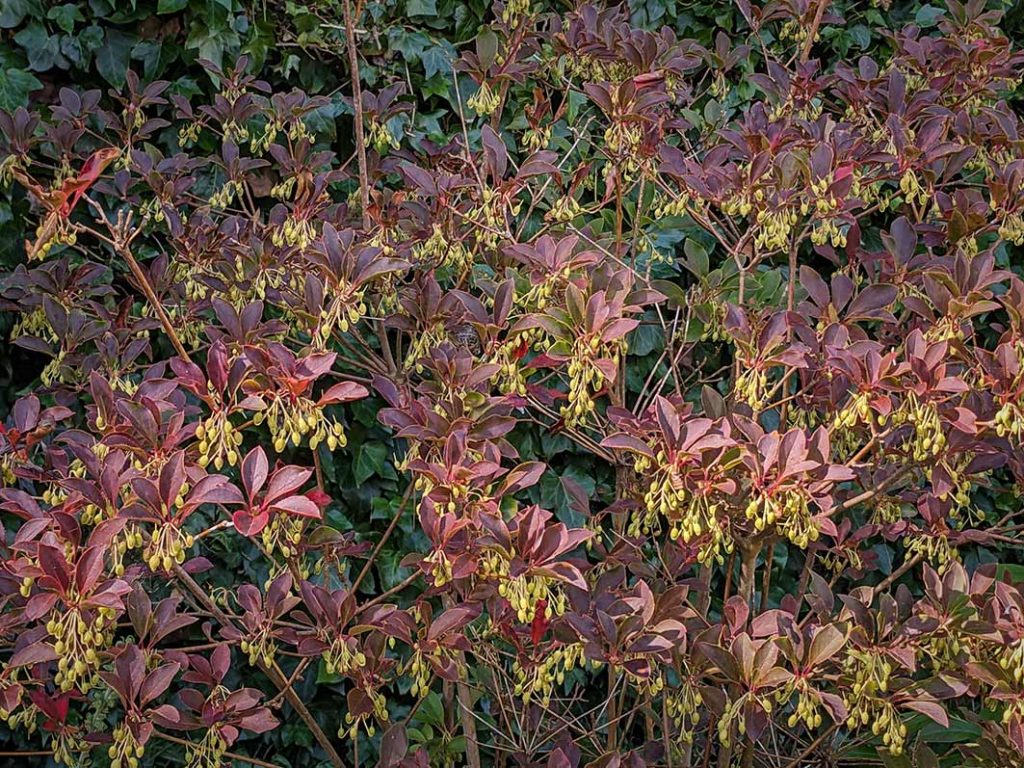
(0, 67, 41, 110)
(14, 23, 65, 71)
(61, 24, 103, 68)
(157, 0, 188, 10)
(541, 466, 596, 527)
(682, 238, 710, 277)
(354, 442, 388, 485)
(416, 692, 445, 726)
(95, 29, 136, 88)
(628, 321, 662, 357)
(0, 0, 39, 29)
(407, 0, 437, 17)
(915, 5, 946, 27)
(132, 40, 163, 79)
(475, 26, 498, 70)
(848, 24, 871, 50)
(421, 42, 454, 81)
(47, 4, 83, 33)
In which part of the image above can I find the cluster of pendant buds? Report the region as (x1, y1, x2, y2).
(906, 531, 958, 573)
(31, 222, 77, 262)
(810, 217, 848, 248)
(414, 224, 473, 273)
(894, 394, 946, 462)
(107, 722, 144, 768)
(48, 605, 116, 691)
(424, 548, 453, 587)
(177, 121, 202, 147)
(754, 207, 798, 252)
(184, 725, 230, 768)
(478, 548, 511, 582)
(43, 462, 84, 509)
(745, 488, 819, 548)
(468, 187, 517, 250)
(312, 298, 365, 350)
(1000, 638, 1024, 684)
(602, 124, 647, 182)
(941, 459, 976, 516)
(872, 498, 904, 525)
(404, 648, 434, 698)
(340, 688, 389, 739)
(260, 514, 305, 560)
(899, 169, 927, 207)
(521, 270, 570, 312)
(778, 18, 810, 44)
(255, 394, 347, 452)
(144, 524, 193, 573)
(561, 336, 622, 428)
(368, 118, 399, 154)
(718, 694, 770, 748)
(208, 179, 243, 210)
(239, 622, 276, 668)
(468, 81, 501, 116)
(998, 211, 1024, 245)
(665, 680, 703, 743)
(0, 692, 36, 733)
(604, 120, 643, 157)
(403, 324, 448, 373)
(50, 732, 88, 767)
(778, 679, 824, 730)
(924, 631, 969, 671)
(512, 642, 586, 706)
(653, 193, 690, 219)
(546, 193, 583, 223)
(995, 400, 1024, 442)
(562, 53, 634, 84)
(521, 125, 550, 152)
(634, 456, 730, 564)
(271, 213, 317, 250)
(112, 525, 144, 577)
(498, 573, 567, 624)
(249, 118, 282, 155)
(734, 366, 769, 410)
(626, 665, 665, 697)
(501, 0, 531, 25)
(10, 306, 57, 347)
(870, 701, 908, 756)
(489, 340, 529, 396)
(843, 649, 906, 752)
(833, 390, 873, 430)
(196, 410, 243, 470)
(323, 636, 367, 678)
(1000, 698, 1024, 731)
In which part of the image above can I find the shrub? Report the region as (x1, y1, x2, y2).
(1, 1, 1024, 767)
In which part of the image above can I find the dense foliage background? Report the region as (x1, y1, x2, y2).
(1, 1, 1024, 767)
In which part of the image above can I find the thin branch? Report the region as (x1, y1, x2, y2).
(800, 1, 829, 63)
(154, 731, 281, 768)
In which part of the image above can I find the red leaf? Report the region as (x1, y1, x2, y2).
(270, 495, 321, 519)
(232, 508, 270, 536)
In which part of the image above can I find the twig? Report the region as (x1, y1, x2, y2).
(800, 1, 829, 63)
(153, 731, 280, 768)
(782, 722, 838, 768)
(443, 594, 482, 768)
(342, 0, 369, 229)
(870, 553, 923, 599)
(351, 482, 414, 594)
(86, 201, 194, 365)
